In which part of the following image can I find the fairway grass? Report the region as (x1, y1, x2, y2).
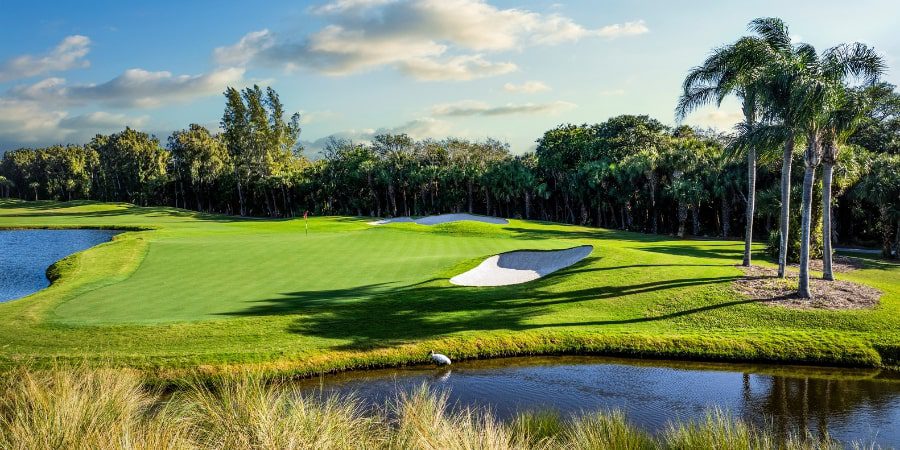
(1, 199, 899, 376)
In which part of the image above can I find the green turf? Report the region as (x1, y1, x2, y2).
(1, 199, 898, 376)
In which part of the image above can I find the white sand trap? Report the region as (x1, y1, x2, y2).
(368, 213, 508, 226)
(450, 245, 593, 287)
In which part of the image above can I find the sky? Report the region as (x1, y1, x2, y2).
(1, 0, 898, 155)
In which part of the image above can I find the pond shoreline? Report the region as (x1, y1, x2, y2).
(0, 229, 123, 303)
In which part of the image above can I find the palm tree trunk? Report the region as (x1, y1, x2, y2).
(234, 171, 246, 216)
(880, 206, 892, 258)
(821, 161, 835, 281)
(743, 147, 756, 266)
(778, 134, 795, 278)
(596, 203, 603, 228)
(388, 182, 397, 216)
(722, 194, 731, 238)
(649, 172, 658, 234)
(691, 201, 701, 236)
(524, 191, 532, 219)
(625, 201, 633, 229)
(895, 220, 900, 259)
(467, 180, 474, 214)
(798, 164, 816, 298)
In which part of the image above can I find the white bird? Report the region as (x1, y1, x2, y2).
(429, 350, 451, 366)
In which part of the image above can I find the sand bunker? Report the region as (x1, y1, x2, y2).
(450, 245, 593, 287)
(368, 213, 508, 226)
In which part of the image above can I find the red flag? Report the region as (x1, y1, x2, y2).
(303, 210, 308, 220)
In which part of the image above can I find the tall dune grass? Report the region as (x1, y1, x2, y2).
(0, 368, 188, 449)
(0, 368, 870, 449)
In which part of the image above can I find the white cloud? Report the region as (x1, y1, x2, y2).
(58, 111, 149, 131)
(389, 117, 452, 137)
(10, 67, 245, 108)
(297, 110, 339, 125)
(595, 20, 649, 39)
(0, 97, 146, 148)
(0, 99, 67, 144)
(213, 30, 274, 66)
(503, 80, 550, 93)
(219, 0, 647, 80)
(399, 55, 516, 81)
(1, 66, 241, 148)
(309, 0, 396, 14)
(0, 35, 91, 82)
(431, 99, 576, 116)
(683, 107, 743, 131)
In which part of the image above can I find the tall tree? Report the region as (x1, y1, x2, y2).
(818, 46, 885, 281)
(742, 18, 808, 278)
(794, 42, 883, 297)
(221, 87, 251, 215)
(221, 85, 301, 216)
(677, 25, 775, 265)
(89, 128, 167, 205)
(168, 124, 230, 211)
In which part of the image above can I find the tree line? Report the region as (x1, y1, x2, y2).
(1, 18, 898, 290)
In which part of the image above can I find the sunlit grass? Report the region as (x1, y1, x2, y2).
(0, 199, 898, 375)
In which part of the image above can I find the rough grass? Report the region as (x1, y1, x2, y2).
(0, 367, 866, 449)
(0, 199, 899, 375)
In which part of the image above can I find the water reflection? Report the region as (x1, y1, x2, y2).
(742, 373, 900, 444)
(295, 356, 900, 446)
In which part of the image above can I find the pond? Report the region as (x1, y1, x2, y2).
(296, 356, 900, 447)
(0, 229, 120, 302)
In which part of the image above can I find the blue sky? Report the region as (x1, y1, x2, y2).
(1, 0, 898, 154)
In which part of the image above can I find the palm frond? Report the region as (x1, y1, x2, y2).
(822, 43, 886, 85)
(748, 17, 791, 52)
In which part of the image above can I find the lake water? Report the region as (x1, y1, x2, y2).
(296, 356, 900, 447)
(0, 229, 119, 302)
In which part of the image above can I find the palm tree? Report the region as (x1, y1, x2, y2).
(678, 36, 763, 263)
(820, 92, 868, 280)
(746, 18, 803, 278)
(818, 45, 885, 281)
(793, 43, 883, 298)
(677, 18, 792, 266)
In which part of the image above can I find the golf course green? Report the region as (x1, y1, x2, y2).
(1, 199, 898, 376)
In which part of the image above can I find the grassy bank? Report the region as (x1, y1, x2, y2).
(0, 199, 899, 375)
(0, 367, 861, 449)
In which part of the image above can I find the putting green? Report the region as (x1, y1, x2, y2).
(0, 199, 898, 374)
(53, 223, 567, 324)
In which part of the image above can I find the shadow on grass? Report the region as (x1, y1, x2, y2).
(503, 226, 670, 243)
(222, 256, 743, 350)
(636, 244, 750, 261)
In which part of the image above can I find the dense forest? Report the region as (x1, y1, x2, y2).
(1, 21, 898, 275)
